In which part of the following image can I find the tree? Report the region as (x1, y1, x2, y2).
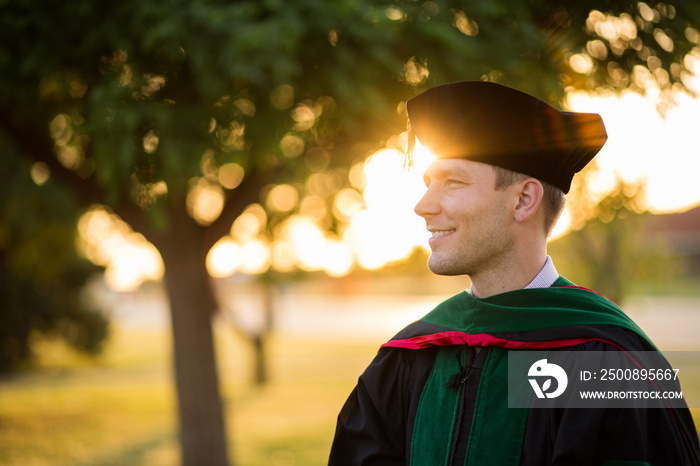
(0, 147, 108, 372)
(549, 168, 679, 303)
(1, 0, 698, 464)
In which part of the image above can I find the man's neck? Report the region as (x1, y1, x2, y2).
(469, 253, 551, 298)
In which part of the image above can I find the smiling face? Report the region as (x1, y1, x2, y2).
(414, 159, 517, 277)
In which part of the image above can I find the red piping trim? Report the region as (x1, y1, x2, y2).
(380, 331, 613, 351)
(382, 330, 689, 442)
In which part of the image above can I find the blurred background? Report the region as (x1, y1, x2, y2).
(1, 1, 700, 465)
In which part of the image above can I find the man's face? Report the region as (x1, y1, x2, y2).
(414, 158, 515, 277)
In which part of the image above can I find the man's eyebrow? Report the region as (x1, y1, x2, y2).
(424, 164, 471, 183)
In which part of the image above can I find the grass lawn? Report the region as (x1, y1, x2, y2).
(0, 323, 378, 466)
(1, 320, 699, 465)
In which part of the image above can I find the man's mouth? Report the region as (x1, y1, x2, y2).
(430, 229, 455, 239)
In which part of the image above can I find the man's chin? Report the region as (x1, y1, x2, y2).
(427, 257, 467, 276)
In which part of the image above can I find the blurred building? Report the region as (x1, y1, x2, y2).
(645, 205, 700, 275)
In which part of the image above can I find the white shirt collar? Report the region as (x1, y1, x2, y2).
(524, 255, 559, 290)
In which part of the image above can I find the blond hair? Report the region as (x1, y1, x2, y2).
(491, 165, 565, 236)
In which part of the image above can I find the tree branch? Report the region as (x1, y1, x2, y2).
(0, 111, 106, 206)
(202, 166, 272, 253)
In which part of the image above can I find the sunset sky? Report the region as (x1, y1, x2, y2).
(567, 84, 700, 214)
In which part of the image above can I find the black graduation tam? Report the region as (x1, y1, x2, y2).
(406, 81, 607, 193)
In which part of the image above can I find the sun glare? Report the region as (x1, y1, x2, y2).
(342, 144, 434, 269)
(204, 134, 435, 280)
(567, 88, 700, 214)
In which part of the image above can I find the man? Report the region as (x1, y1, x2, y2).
(329, 81, 700, 465)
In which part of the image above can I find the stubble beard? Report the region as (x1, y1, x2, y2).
(427, 220, 512, 278)
(427, 249, 471, 276)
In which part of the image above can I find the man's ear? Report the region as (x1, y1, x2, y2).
(513, 179, 544, 224)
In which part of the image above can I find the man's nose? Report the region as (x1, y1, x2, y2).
(414, 186, 440, 218)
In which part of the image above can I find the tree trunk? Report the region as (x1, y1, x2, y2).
(252, 278, 276, 386)
(159, 232, 230, 466)
(251, 334, 267, 386)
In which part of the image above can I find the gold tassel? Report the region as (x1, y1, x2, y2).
(404, 120, 415, 170)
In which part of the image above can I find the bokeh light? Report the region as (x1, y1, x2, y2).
(78, 206, 164, 291)
(207, 238, 241, 278)
(266, 184, 299, 212)
(187, 178, 225, 226)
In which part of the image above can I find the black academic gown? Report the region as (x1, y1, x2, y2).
(329, 281, 700, 466)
